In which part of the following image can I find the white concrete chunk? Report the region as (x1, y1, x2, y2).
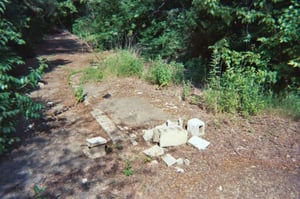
(152, 129, 160, 143)
(143, 129, 154, 142)
(159, 126, 188, 147)
(176, 158, 184, 165)
(86, 136, 107, 147)
(162, 153, 177, 167)
(188, 136, 210, 150)
(143, 145, 165, 157)
(184, 159, 190, 166)
(187, 118, 205, 136)
(165, 119, 182, 128)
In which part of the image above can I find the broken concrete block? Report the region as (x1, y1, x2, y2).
(176, 158, 184, 165)
(152, 129, 160, 143)
(82, 146, 106, 159)
(86, 136, 107, 148)
(188, 136, 210, 150)
(158, 126, 188, 147)
(143, 129, 154, 142)
(162, 154, 177, 167)
(143, 145, 165, 157)
(184, 159, 190, 166)
(187, 118, 205, 136)
(165, 118, 182, 128)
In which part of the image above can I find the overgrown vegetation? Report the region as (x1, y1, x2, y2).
(0, 0, 78, 154)
(72, 0, 299, 117)
(1, 0, 299, 155)
(147, 57, 184, 87)
(101, 50, 144, 77)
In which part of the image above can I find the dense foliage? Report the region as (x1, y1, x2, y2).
(73, 0, 299, 115)
(0, 0, 78, 153)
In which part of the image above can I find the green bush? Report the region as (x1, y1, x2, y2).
(148, 57, 184, 87)
(203, 39, 276, 116)
(0, 1, 49, 154)
(101, 50, 144, 77)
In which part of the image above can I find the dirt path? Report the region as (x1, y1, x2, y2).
(0, 30, 299, 199)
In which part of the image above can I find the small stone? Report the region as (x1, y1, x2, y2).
(149, 160, 159, 166)
(143, 129, 154, 142)
(82, 178, 88, 184)
(188, 136, 210, 150)
(187, 118, 205, 136)
(38, 82, 45, 88)
(86, 136, 107, 147)
(176, 158, 184, 165)
(143, 145, 165, 157)
(162, 153, 177, 167)
(47, 101, 54, 106)
(131, 140, 138, 146)
(184, 159, 190, 166)
(218, 185, 223, 191)
(175, 167, 184, 173)
(129, 134, 137, 139)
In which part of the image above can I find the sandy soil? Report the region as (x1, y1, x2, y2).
(0, 30, 299, 199)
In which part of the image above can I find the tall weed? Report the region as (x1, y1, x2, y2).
(147, 57, 184, 87)
(101, 50, 143, 77)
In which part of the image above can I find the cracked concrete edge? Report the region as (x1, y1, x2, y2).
(90, 109, 123, 144)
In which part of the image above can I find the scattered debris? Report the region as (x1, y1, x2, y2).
(187, 118, 205, 136)
(142, 119, 188, 147)
(81, 178, 88, 184)
(175, 167, 184, 173)
(143, 145, 165, 157)
(176, 158, 184, 165)
(86, 136, 107, 147)
(161, 154, 177, 167)
(129, 133, 138, 145)
(184, 159, 190, 166)
(218, 185, 223, 191)
(188, 136, 210, 150)
(143, 129, 154, 142)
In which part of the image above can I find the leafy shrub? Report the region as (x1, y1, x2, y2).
(0, 57, 47, 154)
(203, 39, 276, 116)
(101, 50, 144, 77)
(0, 1, 49, 154)
(74, 86, 85, 103)
(148, 57, 184, 87)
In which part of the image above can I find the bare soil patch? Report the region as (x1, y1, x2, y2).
(0, 30, 299, 199)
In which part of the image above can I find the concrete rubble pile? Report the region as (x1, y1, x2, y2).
(142, 118, 210, 171)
